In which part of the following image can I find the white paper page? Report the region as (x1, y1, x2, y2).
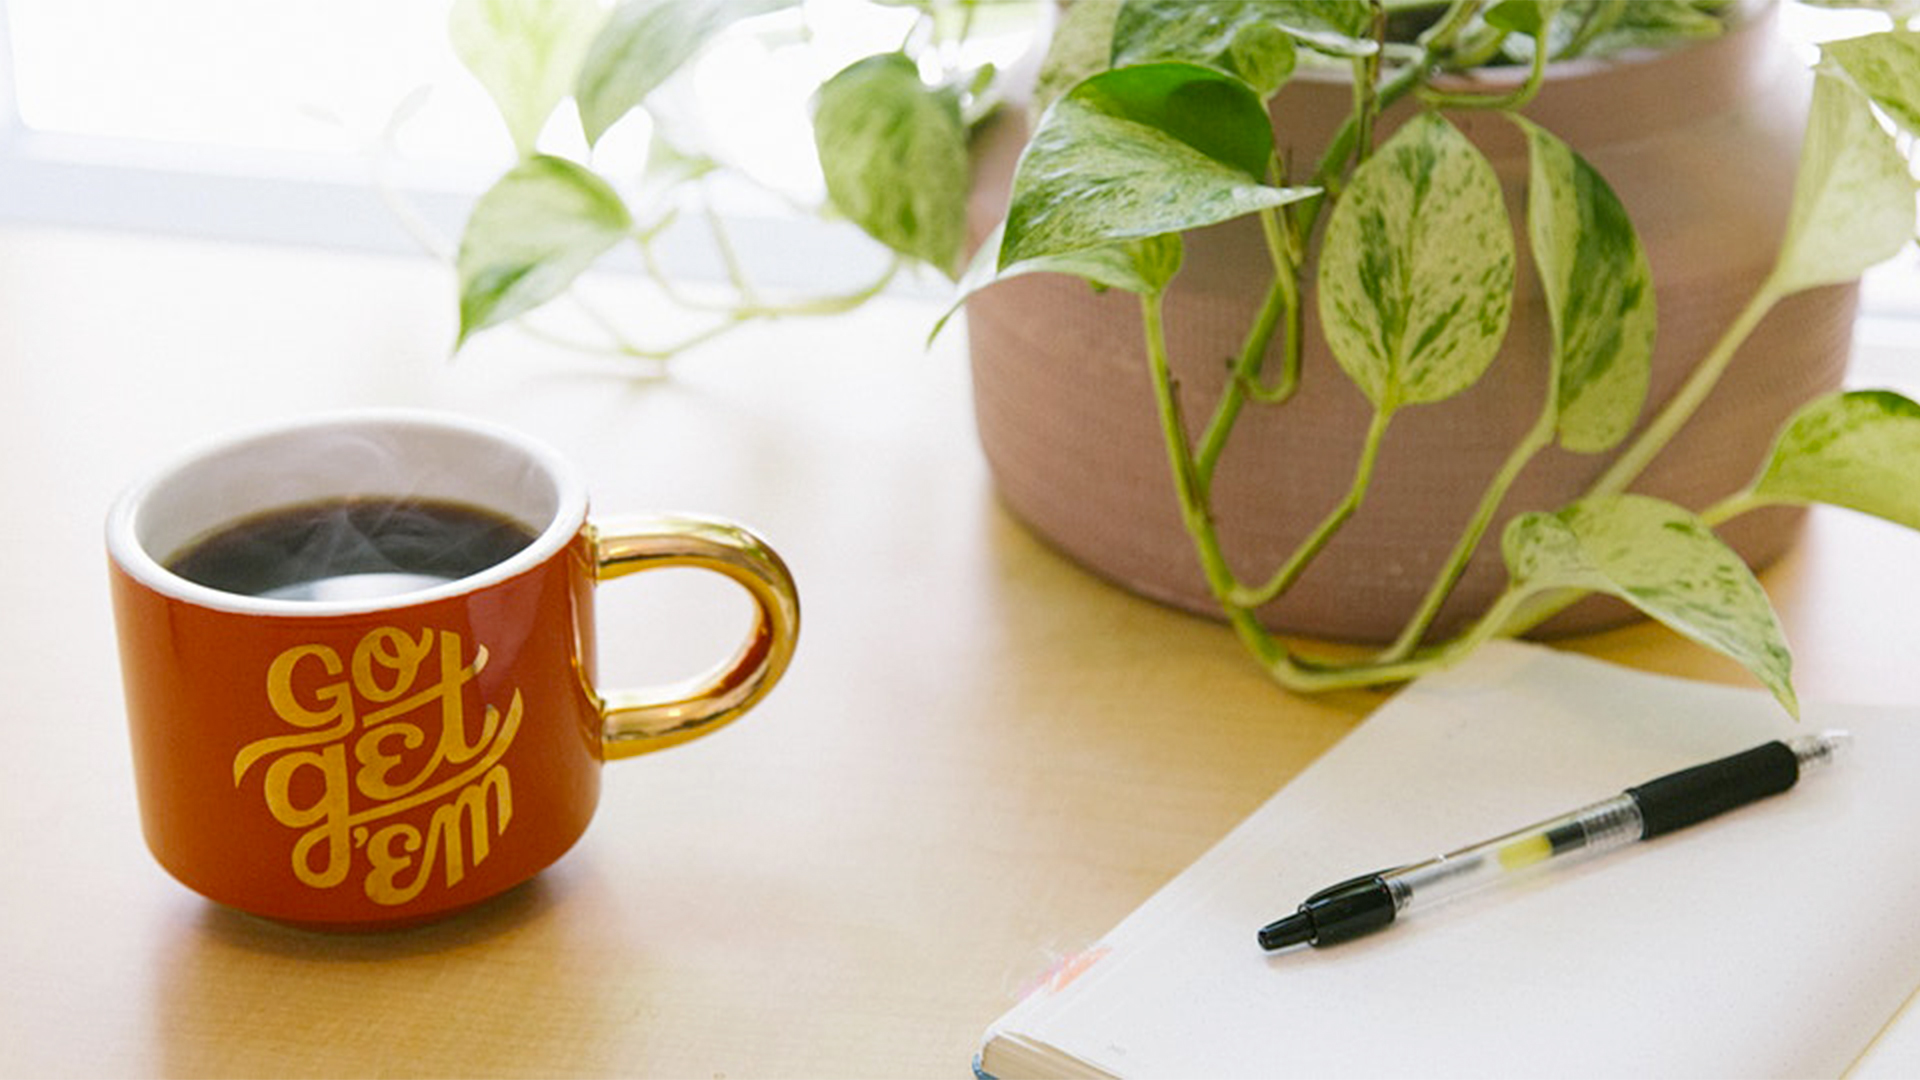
(984, 643, 1920, 1079)
(1848, 987, 1920, 1078)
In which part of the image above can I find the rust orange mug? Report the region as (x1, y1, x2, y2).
(107, 409, 798, 929)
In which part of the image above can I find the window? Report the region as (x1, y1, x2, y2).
(0, 0, 1011, 283)
(0, 0, 1911, 327)
(0, 1, 511, 253)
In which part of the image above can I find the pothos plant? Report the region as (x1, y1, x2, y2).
(446, 0, 1004, 361)
(448, 0, 1920, 718)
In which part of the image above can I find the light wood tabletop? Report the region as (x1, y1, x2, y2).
(2, 223, 1915, 1077)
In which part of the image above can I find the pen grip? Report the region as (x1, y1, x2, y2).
(1625, 740, 1799, 839)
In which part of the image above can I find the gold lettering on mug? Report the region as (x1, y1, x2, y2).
(234, 627, 522, 905)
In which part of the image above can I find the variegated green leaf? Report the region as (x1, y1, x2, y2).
(1520, 119, 1654, 453)
(999, 62, 1316, 270)
(1502, 494, 1796, 716)
(1823, 29, 1920, 137)
(1540, 0, 1721, 61)
(1749, 390, 1920, 529)
(450, 0, 604, 156)
(575, 0, 791, 146)
(1033, 0, 1122, 116)
(1109, 0, 1303, 93)
(1317, 113, 1515, 412)
(1768, 71, 1917, 296)
(1484, 0, 1552, 36)
(455, 155, 633, 348)
(815, 53, 970, 275)
(1113, 0, 1382, 59)
(1483, 1, 1722, 65)
(934, 227, 1180, 341)
(974, 224, 1181, 298)
(1259, 0, 1378, 57)
(1109, 0, 1376, 65)
(1226, 23, 1299, 97)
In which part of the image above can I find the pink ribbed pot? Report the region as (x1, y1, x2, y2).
(964, 5, 1854, 643)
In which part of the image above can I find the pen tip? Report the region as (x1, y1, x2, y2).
(1258, 912, 1315, 952)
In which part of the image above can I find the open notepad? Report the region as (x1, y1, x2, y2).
(978, 643, 1920, 1079)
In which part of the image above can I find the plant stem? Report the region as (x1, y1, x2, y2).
(1142, 289, 1302, 677)
(736, 260, 903, 320)
(1383, 395, 1557, 661)
(518, 248, 899, 367)
(1195, 282, 1280, 488)
(1352, 5, 1386, 166)
(1247, 203, 1306, 405)
(1413, 584, 1538, 672)
(1147, 268, 1483, 694)
(1141, 291, 1216, 555)
(1263, 622, 1496, 693)
(1419, 22, 1551, 111)
(1231, 406, 1395, 609)
(1284, 27, 1440, 245)
(1197, 207, 1302, 486)
(703, 198, 762, 307)
(1699, 488, 1769, 528)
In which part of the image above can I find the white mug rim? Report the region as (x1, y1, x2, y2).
(105, 408, 589, 617)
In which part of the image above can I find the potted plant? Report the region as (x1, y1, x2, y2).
(445, 0, 1920, 717)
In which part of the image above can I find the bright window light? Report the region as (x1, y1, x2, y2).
(7, 0, 501, 166)
(0, 0, 1909, 319)
(0, 0, 1034, 277)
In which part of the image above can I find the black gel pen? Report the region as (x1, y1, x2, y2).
(1258, 732, 1850, 952)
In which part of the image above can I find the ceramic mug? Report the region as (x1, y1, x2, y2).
(107, 409, 799, 929)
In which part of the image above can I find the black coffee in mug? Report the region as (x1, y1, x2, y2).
(167, 497, 538, 601)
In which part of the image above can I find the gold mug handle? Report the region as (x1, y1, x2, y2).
(586, 515, 800, 760)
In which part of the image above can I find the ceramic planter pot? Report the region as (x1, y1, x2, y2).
(964, 5, 1854, 643)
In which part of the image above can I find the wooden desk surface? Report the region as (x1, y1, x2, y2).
(1, 224, 1915, 1077)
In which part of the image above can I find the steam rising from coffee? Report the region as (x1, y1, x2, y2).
(167, 498, 537, 602)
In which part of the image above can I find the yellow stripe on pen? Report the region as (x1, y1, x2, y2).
(1498, 834, 1555, 871)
